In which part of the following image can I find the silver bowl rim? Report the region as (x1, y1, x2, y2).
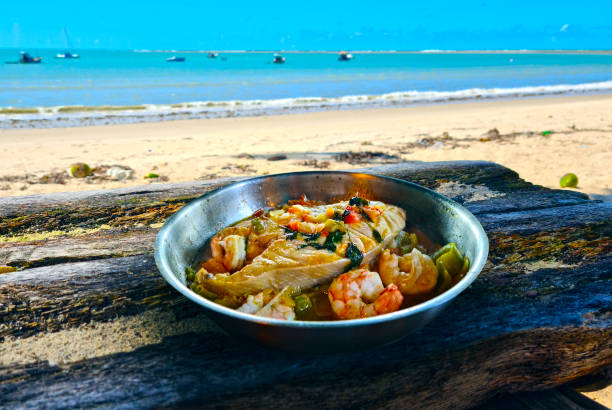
(154, 171, 489, 328)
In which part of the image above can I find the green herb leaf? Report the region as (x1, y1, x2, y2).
(298, 243, 325, 250)
(332, 211, 345, 221)
(361, 210, 373, 222)
(372, 228, 382, 243)
(344, 243, 364, 271)
(302, 232, 321, 241)
(282, 225, 298, 240)
(348, 196, 369, 207)
(323, 230, 345, 252)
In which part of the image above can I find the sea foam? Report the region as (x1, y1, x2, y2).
(1, 81, 611, 129)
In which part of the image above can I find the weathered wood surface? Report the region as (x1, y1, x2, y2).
(0, 161, 610, 410)
(475, 385, 610, 410)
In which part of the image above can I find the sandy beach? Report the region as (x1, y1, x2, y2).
(1, 94, 610, 200)
(1, 92, 611, 407)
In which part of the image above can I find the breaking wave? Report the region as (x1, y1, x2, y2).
(1, 80, 611, 129)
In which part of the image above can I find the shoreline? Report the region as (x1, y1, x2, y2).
(1, 94, 610, 201)
(2, 82, 612, 130)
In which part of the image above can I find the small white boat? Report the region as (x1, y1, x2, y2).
(56, 28, 79, 59)
(56, 51, 79, 59)
(207, 52, 218, 58)
(166, 56, 186, 62)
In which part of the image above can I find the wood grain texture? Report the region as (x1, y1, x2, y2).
(0, 329, 609, 409)
(1, 203, 609, 341)
(0, 161, 609, 410)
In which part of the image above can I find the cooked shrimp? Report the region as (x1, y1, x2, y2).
(379, 248, 438, 296)
(212, 234, 246, 272)
(237, 293, 265, 314)
(256, 287, 296, 320)
(328, 268, 404, 319)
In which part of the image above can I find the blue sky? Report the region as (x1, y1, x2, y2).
(1, 0, 610, 50)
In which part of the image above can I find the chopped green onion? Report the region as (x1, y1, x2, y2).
(251, 217, 265, 234)
(433, 242, 469, 282)
(185, 266, 196, 283)
(433, 243, 464, 274)
(294, 294, 312, 313)
(393, 231, 419, 255)
(435, 260, 453, 292)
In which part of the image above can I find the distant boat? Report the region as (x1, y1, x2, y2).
(56, 51, 79, 59)
(338, 51, 353, 61)
(166, 56, 185, 62)
(56, 28, 79, 59)
(207, 52, 218, 59)
(19, 52, 42, 64)
(273, 53, 285, 64)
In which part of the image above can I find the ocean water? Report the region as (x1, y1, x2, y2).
(1, 49, 611, 128)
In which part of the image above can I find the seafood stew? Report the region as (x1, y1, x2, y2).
(188, 195, 470, 321)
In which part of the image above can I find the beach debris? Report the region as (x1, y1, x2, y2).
(0, 172, 67, 186)
(107, 166, 134, 181)
(39, 172, 68, 184)
(431, 141, 445, 150)
(267, 155, 287, 161)
(144, 173, 159, 179)
(479, 128, 501, 142)
(301, 159, 330, 169)
(335, 151, 402, 165)
(198, 173, 219, 180)
(221, 164, 256, 174)
(541, 130, 552, 136)
(418, 137, 435, 146)
(0, 266, 17, 274)
(237, 153, 255, 159)
(560, 173, 578, 188)
(69, 162, 92, 178)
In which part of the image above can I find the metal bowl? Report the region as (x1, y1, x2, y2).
(154, 171, 489, 352)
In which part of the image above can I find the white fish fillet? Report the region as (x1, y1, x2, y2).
(200, 202, 406, 297)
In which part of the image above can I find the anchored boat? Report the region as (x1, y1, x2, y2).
(19, 52, 42, 64)
(273, 53, 285, 64)
(338, 51, 353, 61)
(55, 28, 79, 59)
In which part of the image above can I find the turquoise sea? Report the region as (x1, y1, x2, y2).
(1, 49, 611, 128)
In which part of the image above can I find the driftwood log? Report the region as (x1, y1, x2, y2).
(0, 161, 610, 409)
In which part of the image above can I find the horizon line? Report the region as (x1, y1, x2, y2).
(2, 47, 612, 55)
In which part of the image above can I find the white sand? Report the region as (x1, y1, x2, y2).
(1, 94, 610, 199)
